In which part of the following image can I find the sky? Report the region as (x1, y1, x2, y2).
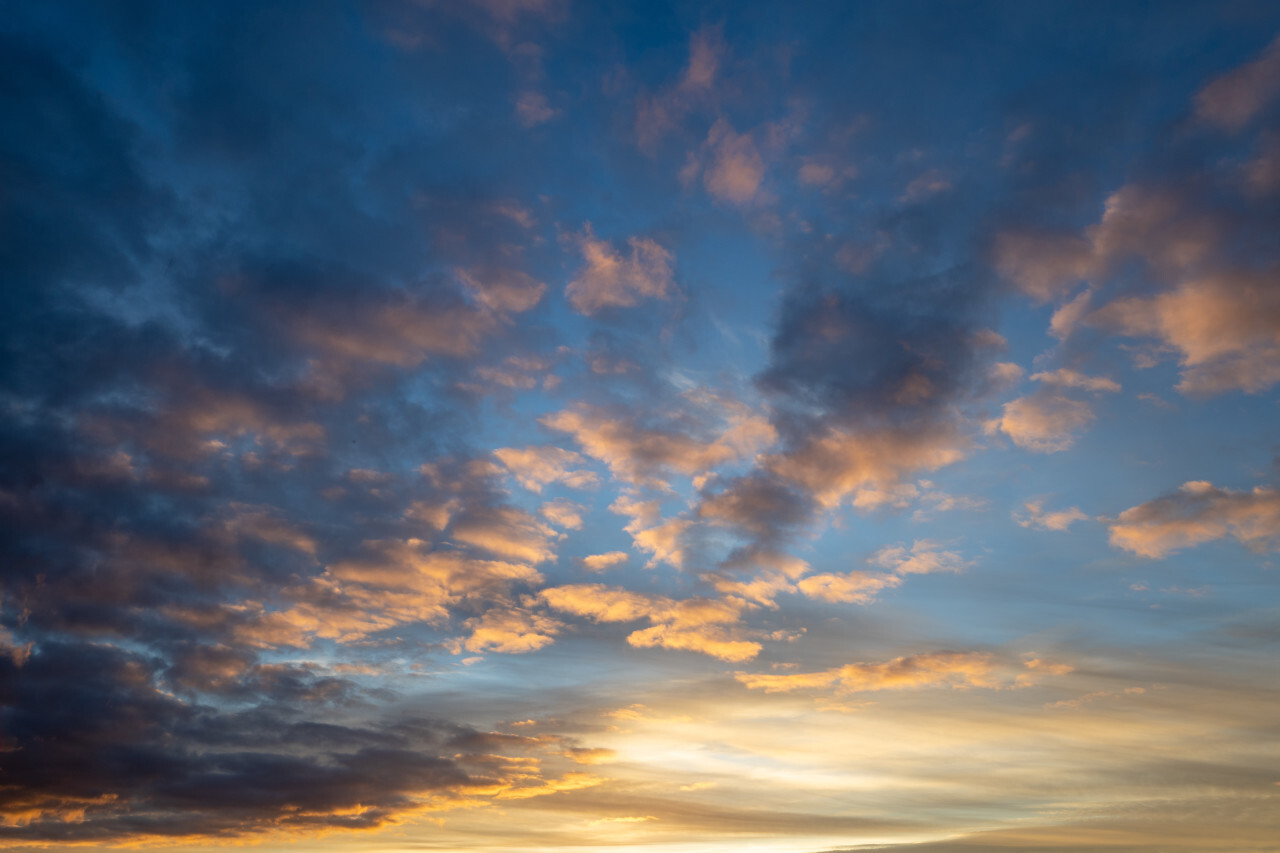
(3, 1, 1280, 851)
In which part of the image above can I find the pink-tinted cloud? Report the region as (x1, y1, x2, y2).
(494, 445, 599, 492)
(515, 90, 557, 127)
(456, 266, 546, 313)
(1108, 481, 1280, 557)
(543, 401, 774, 487)
(635, 25, 725, 150)
(701, 120, 765, 205)
(1015, 500, 1088, 532)
(564, 226, 676, 315)
(1089, 271, 1280, 395)
(764, 422, 967, 509)
(1030, 368, 1120, 393)
(986, 393, 1095, 453)
(1194, 34, 1280, 132)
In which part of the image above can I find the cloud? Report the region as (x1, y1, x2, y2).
(1029, 368, 1120, 393)
(564, 226, 676, 315)
(796, 571, 903, 604)
(1246, 130, 1280, 193)
(515, 91, 557, 127)
(1088, 270, 1280, 395)
(494, 446, 599, 493)
(610, 494, 690, 568)
(540, 498, 584, 530)
(869, 540, 972, 575)
(1107, 481, 1280, 558)
(796, 541, 969, 605)
(456, 266, 547, 313)
(229, 537, 546, 648)
(701, 119, 766, 205)
(798, 161, 836, 187)
(998, 124, 1280, 395)
(0, 640, 596, 842)
(900, 168, 952, 202)
(455, 606, 561, 654)
(986, 393, 1095, 453)
(540, 584, 762, 662)
(1015, 500, 1088, 532)
(471, 353, 558, 392)
(449, 505, 559, 564)
(988, 361, 1025, 387)
(581, 551, 629, 572)
(634, 25, 725, 150)
(1194, 34, 1280, 132)
(993, 231, 1095, 302)
(764, 422, 967, 509)
(735, 651, 1011, 694)
(542, 401, 775, 487)
(287, 289, 499, 368)
(704, 549, 807, 607)
(1048, 288, 1093, 339)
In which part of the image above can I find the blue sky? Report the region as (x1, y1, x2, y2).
(3, 2, 1280, 850)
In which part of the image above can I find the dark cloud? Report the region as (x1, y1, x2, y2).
(0, 5, 597, 840)
(0, 641, 481, 841)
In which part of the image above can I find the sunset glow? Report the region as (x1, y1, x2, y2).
(3, 3, 1280, 852)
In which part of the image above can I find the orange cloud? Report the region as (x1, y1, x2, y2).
(1107, 481, 1280, 557)
(869, 540, 972, 575)
(455, 607, 562, 654)
(796, 570, 902, 604)
(540, 498, 584, 530)
(564, 226, 675, 315)
(449, 506, 559, 564)
(539, 583, 762, 662)
(494, 445, 599, 492)
(997, 178, 1280, 395)
(582, 551, 630, 572)
(229, 539, 545, 648)
(736, 651, 1071, 695)
(1088, 271, 1280, 395)
(764, 422, 966, 509)
(796, 541, 968, 605)
(986, 393, 1095, 453)
(996, 185, 1218, 304)
(735, 651, 1001, 694)
(1015, 500, 1088, 532)
(221, 504, 318, 556)
(704, 550, 808, 607)
(543, 401, 774, 487)
(610, 494, 690, 568)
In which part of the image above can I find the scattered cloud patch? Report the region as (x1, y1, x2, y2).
(1108, 481, 1280, 557)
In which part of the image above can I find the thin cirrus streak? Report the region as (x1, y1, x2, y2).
(2, 3, 1279, 852)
